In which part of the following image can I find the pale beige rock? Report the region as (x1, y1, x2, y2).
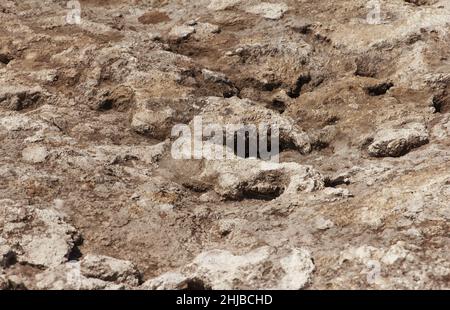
(0, 0, 449, 291)
(169, 25, 195, 41)
(148, 246, 315, 290)
(244, 3, 289, 20)
(368, 123, 429, 157)
(0, 202, 79, 268)
(141, 272, 189, 290)
(80, 254, 141, 286)
(35, 261, 127, 290)
(22, 145, 48, 163)
(207, 0, 242, 11)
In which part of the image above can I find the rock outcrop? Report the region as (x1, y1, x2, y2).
(0, 0, 448, 290)
(143, 246, 315, 290)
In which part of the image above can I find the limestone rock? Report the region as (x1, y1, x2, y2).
(198, 97, 312, 154)
(35, 261, 126, 290)
(131, 98, 199, 140)
(207, 0, 242, 11)
(244, 3, 289, 20)
(200, 158, 324, 200)
(0, 0, 449, 291)
(80, 254, 141, 286)
(147, 246, 315, 290)
(169, 25, 195, 41)
(0, 201, 80, 268)
(368, 123, 429, 157)
(0, 85, 44, 111)
(141, 272, 190, 290)
(22, 145, 48, 163)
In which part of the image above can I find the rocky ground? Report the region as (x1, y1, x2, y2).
(0, 0, 449, 290)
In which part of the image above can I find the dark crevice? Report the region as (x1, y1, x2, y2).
(324, 175, 351, 188)
(67, 246, 83, 261)
(432, 91, 448, 113)
(365, 82, 394, 96)
(0, 53, 13, 65)
(182, 180, 212, 193)
(67, 236, 83, 261)
(241, 188, 284, 201)
(287, 74, 311, 98)
(0, 250, 17, 268)
(311, 140, 329, 151)
(183, 278, 211, 290)
(267, 99, 286, 114)
(262, 81, 282, 92)
(238, 173, 286, 201)
(98, 99, 114, 111)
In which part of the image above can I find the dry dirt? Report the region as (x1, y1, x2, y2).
(0, 0, 449, 289)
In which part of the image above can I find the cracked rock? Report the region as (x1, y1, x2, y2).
(145, 246, 315, 290)
(367, 123, 429, 157)
(0, 85, 44, 111)
(0, 201, 80, 268)
(35, 261, 127, 290)
(80, 254, 141, 286)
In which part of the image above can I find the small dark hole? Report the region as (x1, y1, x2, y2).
(269, 99, 286, 114)
(184, 279, 211, 290)
(432, 91, 448, 113)
(0, 54, 12, 65)
(99, 99, 114, 111)
(365, 82, 394, 96)
(287, 75, 311, 98)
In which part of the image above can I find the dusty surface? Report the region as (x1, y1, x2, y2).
(0, 0, 449, 289)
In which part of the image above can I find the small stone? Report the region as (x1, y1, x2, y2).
(142, 272, 189, 290)
(186, 19, 197, 26)
(315, 217, 335, 230)
(169, 25, 195, 41)
(381, 242, 410, 265)
(201, 69, 229, 83)
(80, 254, 141, 286)
(22, 145, 48, 163)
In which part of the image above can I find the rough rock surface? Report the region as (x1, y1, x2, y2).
(199, 158, 324, 200)
(35, 260, 129, 290)
(367, 122, 429, 157)
(143, 246, 315, 290)
(0, 0, 449, 290)
(80, 254, 141, 286)
(0, 201, 80, 268)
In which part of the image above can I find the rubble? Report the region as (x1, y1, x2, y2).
(0, 0, 448, 290)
